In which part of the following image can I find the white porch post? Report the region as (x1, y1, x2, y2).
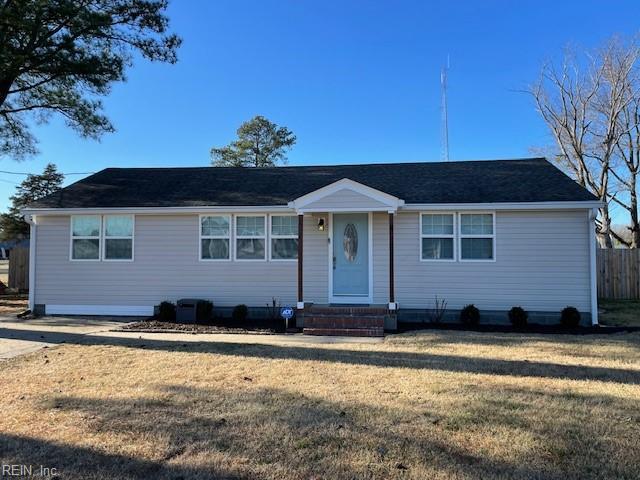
(297, 213, 304, 310)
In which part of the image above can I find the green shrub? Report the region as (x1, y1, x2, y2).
(196, 300, 213, 323)
(232, 304, 249, 324)
(158, 301, 176, 322)
(508, 306, 528, 328)
(460, 304, 480, 326)
(560, 306, 581, 328)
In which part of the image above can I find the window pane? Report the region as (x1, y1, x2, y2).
(272, 238, 298, 259)
(422, 238, 453, 260)
(271, 216, 298, 236)
(72, 216, 100, 237)
(236, 216, 265, 236)
(460, 214, 493, 235)
(201, 216, 229, 236)
(201, 239, 229, 259)
(72, 239, 100, 259)
(422, 214, 453, 235)
(105, 215, 133, 237)
(236, 238, 265, 259)
(461, 238, 493, 259)
(105, 239, 133, 260)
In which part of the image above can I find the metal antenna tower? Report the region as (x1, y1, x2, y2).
(440, 55, 450, 161)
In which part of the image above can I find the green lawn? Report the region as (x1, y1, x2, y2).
(599, 300, 640, 327)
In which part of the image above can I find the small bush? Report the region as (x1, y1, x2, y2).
(460, 304, 480, 326)
(196, 300, 213, 323)
(232, 304, 249, 324)
(560, 306, 581, 328)
(429, 295, 448, 324)
(508, 306, 528, 328)
(158, 301, 176, 322)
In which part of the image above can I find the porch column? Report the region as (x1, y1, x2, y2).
(389, 212, 396, 310)
(297, 213, 304, 310)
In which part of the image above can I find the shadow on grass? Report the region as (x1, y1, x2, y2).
(6, 382, 638, 479)
(1, 327, 640, 385)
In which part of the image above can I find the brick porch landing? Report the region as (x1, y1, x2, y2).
(302, 305, 394, 337)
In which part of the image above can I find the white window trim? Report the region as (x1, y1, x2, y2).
(70, 215, 135, 262)
(199, 214, 232, 262)
(70, 215, 102, 262)
(458, 211, 496, 262)
(269, 214, 298, 262)
(419, 212, 457, 262)
(102, 215, 135, 262)
(234, 214, 267, 262)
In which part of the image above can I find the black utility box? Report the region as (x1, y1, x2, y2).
(176, 298, 201, 323)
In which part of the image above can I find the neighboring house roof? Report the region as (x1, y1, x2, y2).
(27, 158, 597, 209)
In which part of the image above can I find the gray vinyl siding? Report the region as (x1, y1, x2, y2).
(35, 214, 298, 307)
(304, 189, 390, 210)
(394, 210, 591, 312)
(33, 209, 591, 314)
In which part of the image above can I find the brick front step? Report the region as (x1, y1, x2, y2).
(303, 327, 384, 337)
(304, 315, 385, 329)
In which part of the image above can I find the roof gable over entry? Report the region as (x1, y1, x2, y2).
(289, 178, 404, 212)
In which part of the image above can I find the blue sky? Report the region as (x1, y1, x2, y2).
(2, 0, 639, 214)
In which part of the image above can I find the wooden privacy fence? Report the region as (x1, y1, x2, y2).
(8, 246, 29, 291)
(597, 248, 640, 300)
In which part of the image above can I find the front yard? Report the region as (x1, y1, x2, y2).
(1, 329, 639, 479)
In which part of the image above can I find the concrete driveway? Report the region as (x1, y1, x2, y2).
(0, 315, 135, 359)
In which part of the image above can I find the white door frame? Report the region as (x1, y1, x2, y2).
(328, 212, 373, 304)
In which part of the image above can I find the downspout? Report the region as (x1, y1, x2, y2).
(24, 214, 37, 312)
(589, 208, 599, 326)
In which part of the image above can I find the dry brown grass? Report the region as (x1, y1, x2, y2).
(1, 330, 639, 479)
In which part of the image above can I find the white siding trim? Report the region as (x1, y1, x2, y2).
(45, 304, 154, 316)
(402, 201, 602, 211)
(27, 215, 36, 311)
(589, 209, 599, 325)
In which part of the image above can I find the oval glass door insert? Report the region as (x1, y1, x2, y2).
(343, 223, 358, 262)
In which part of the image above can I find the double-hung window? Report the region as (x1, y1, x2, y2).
(459, 213, 495, 261)
(200, 215, 231, 260)
(71, 215, 134, 261)
(235, 215, 266, 260)
(421, 213, 455, 260)
(104, 215, 134, 260)
(71, 215, 101, 260)
(270, 215, 298, 260)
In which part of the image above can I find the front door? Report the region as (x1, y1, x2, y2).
(332, 213, 369, 300)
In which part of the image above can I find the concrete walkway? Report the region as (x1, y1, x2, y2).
(0, 315, 383, 360)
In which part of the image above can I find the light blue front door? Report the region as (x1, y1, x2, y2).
(332, 213, 369, 297)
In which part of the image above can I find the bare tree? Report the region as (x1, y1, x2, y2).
(529, 40, 639, 248)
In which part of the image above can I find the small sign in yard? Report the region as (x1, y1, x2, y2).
(280, 306, 294, 320)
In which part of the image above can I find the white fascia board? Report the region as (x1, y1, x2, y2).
(401, 201, 604, 211)
(290, 178, 404, 211)
(22, 205, 294, 216)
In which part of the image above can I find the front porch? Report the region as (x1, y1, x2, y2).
(290, 179, 404, 336)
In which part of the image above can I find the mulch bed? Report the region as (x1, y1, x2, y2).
(120, 320, 276, 335)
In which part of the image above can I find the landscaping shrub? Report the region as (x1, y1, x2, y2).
(158, 301, 176, 322)
(196, 300, 213, 323)
(560, 306, 581, 328)
(232, 304, 249, 324)
(508, 306, 528, 328)
(460, 304, 480, 326)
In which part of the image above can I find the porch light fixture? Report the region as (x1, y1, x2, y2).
(317, 217, 325, 231)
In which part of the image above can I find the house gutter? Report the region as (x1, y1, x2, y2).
(24, 214, 36, 312)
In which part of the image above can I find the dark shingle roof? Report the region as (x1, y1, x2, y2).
(28, 158, 597, 209)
